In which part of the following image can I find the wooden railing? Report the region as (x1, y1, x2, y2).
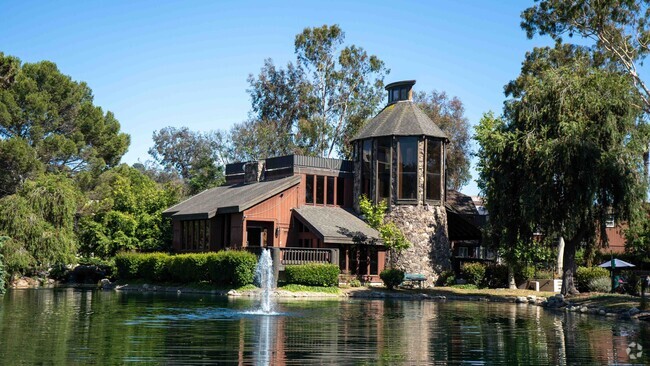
(245, 246, 339, 269)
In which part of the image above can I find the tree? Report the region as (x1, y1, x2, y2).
(149, 126, 228, 194)
(0, 174, 80, 276)
(476, 46, 646, 295)
(242, 24, 389, 159)
(358, 196, 410, 267)
(78, 165, 182, 258)
(0, 53, 129, 191)
(414, 91, 472, 190)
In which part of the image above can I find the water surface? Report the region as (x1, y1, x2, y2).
(0, 289, 647, 365)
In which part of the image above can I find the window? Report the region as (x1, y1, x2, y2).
(361, 139, 372, 197)
(606, 214, 615, 228)
(336, 177, 345, 206)
(376, 137, 391, 202)
(181, 220, 210, 251)
(316, 176, 324, 204)
(305, 175, 314, 203)
(425, 139, 442, 201)
(398, 137, 418, 200)
(458, 246, 468, 258)
(327, 176, 335, 205)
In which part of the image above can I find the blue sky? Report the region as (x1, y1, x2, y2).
(0, 0, 558, 195)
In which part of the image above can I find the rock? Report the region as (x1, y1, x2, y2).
(527, 295, 537, 304)
(142, 283, 149, 289)
(227, 289, 238, 296)
(13, 278, 30, 289)
(599, 309, 606, 315)
(516, 296, 527, 303)
(629, 307, 641, 316)
(579, 306, 588, 313)
(99, 278, 113, 290)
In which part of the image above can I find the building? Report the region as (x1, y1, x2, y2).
(163, 80, 482, 285)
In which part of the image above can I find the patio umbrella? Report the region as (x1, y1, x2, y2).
(598, 258, 636, 268)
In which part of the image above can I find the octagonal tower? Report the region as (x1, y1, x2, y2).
(351, 80, 451, 286)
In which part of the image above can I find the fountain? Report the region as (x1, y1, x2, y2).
(255, 249, 275, 314)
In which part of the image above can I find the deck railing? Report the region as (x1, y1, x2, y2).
(245, 246, 339, 270)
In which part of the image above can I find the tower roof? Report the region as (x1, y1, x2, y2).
(351, 100, 448, 141)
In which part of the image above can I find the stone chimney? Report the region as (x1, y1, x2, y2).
(244, 160, 265, 184)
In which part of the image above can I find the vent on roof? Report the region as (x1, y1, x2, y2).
(386, 80, 416, 104)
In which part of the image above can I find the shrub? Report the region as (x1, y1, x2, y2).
(437, 270, 455, 286)
(576, 266, 610, 292)
(484, 264, 508, 288)
(285, 264, 339, 287)
(461, 262, 486, 286)
(348, 279, 362, 287)
(380, 269, 405, 290)
(167, 254, 209, 283)
(588, 277, 612, 293)
(516, 265, 536, 284)
(535, 269, 555, 280)
(137, 253, 170, 282)
(451, 284, 478, 290)
(114, 252, 142, 280)
(206, 251, 257, 287)
(0, 237, 6, 294)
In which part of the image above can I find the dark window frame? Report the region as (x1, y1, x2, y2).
(425, 138, 443, 203)
(397, 136, 418, 203)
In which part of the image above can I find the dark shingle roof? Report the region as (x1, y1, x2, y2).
(445, 190, 479, 216)
(163, 175, 301, 219)
(293, 206, 381, 245)
(352, 101, 448, 141)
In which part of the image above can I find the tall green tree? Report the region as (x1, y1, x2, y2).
(149, 126, 228, 194)
(0, 53, 130, 196)
(414, 91, 472, 190)
(242, 24, 389, 159)
(0, 174, 80, 276)
(476, 45, 646, 295)
(78, 165, 181, 258)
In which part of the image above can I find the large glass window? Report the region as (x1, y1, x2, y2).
(305, 175, 314, 203)
(398, 137, 418, 200)
(316, 176, 324, 204)
(327, 176, 335, 205)
(361, 139, 372, 197)
(181, 220, 210, 251)
(337, 177, 345, 206)
(376, 137, 391, 202)
(426, 139, 442, 201)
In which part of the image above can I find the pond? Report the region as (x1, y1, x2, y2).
(0, 289, 648, 365)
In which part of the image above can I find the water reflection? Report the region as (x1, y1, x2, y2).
(0, 289, 647, 365)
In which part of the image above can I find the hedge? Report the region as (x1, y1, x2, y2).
(380, 269, 404, 289)
(461, 262, 486, 286)
(284, 264, 339, 287)
(114, 251, 257, 286)
(576, 266, 610, 292)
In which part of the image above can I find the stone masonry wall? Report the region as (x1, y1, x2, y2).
(387, 204, 451, 287)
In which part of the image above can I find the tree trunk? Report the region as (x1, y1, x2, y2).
(508, 264, 517, 289)
(561, 236, 580, 296)
(556, 236, 565, 278)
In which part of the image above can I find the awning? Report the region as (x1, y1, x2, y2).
(293, 206, 381, 245)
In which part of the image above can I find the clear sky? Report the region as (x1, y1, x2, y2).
(0, 0, 557, 195)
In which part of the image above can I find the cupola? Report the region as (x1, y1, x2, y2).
(351, 80, 448, 207)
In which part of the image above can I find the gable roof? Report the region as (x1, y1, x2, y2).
(163, 175, 301, 220)
(293, 206, 381, 245)
(351, 101, 448, 141)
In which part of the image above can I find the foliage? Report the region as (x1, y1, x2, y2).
(358, 196, 410, 252)
(149, 126, 228, 194)
(461, 262, 486, 286)
(522, 0, 650, 114)
(475, 44, 647, 295)
(347, 278, 362, 287)
(0, 236, 6, 293)
(451, 284, 479, 290)
(437, 270, 456, 287)
(0, 174, 80, 276)
(0, 53, 129, 192)
(114, 251, 258, 286)
(484, 264, 509, 288)
(205, 251, 258, 287)
(516, 265, 536, 284)
(624, 202, 650, 257)
(284, 263, 339, 287)
(588, 276, 613, 293)
(78, 165, 181, 258)
(279, 284, 340, 294)
(242, 24, 389, 159)
(414, 90, 472, 190)
(576, 266, 611, 292)
(379, 269, 404, 290)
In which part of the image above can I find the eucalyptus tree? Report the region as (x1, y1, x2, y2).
(476, 45, 646, 295)
(241, 24, 389, 159)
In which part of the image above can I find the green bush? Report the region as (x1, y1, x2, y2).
(576, 266, 610, 292)
(348, 279, 362, 287)
(588, 277, 612, 293)
(451, 284, 478, 290)
(516, 265, 536, 284)
(437, 270, 455, 286)
(461, 262, 486, 286)
(206, 251, 257, 287)
(380, 269, 405, 290)
(114, 251, 257, 286)
(0, 237, 6, 294)
(285, 264, 339, 287)
(484, 264, 508, 288)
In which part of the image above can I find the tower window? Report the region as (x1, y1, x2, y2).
(426, 139, 442, 201)
(376, 137, 391, 202)
(361, 139, 372, 197)
(398, 137, 418, 200)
